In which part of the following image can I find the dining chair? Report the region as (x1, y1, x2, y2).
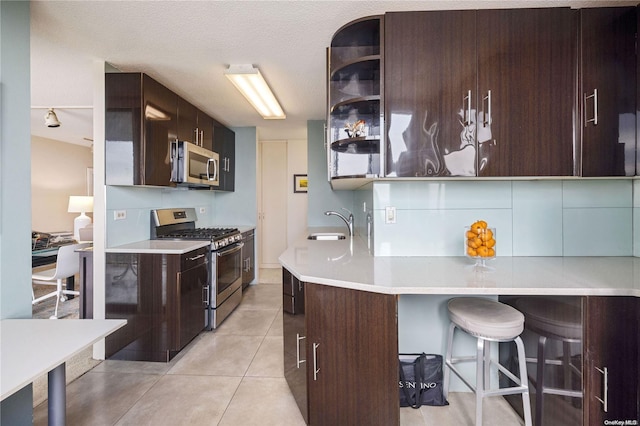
(32, 242, 89, 319)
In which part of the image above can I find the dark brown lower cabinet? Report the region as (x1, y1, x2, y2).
(105, 247, 208, 362)
(500, 296, 639, 425)
(283, 269, 399, 425)
(305, 283, 398, 425)
(584, 296, 639, 425)
(283, 268, 307, 422)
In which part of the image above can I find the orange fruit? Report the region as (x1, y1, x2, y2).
(487, 248, 495, 257)
(479, 229, 493, 242)
(470, 220, 488, 234)
(485, 238, 496, 248)
(466, 230, 476, 239)
(477, 246, 489, 257)
(467, 247, 477, 257)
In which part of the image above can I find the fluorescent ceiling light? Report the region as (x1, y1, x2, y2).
(225, 64, 285, 120)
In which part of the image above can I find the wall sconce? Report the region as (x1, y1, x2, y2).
(44, 108, 61, 127)
(225, 64, 286, 119)
(68, 195, 93, 242)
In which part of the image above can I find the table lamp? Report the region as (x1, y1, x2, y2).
(68, 195, 93, 242)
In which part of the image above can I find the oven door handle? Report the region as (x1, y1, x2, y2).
(216, 242, 244, 257)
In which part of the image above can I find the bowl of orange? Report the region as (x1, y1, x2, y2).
(465, 220, 496, 263)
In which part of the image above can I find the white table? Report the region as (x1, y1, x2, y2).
(1, 319, 126, 426)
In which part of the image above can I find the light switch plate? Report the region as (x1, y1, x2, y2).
(385, 206, 396, 224)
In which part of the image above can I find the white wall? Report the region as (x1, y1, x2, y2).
(31, 136, 92, 232)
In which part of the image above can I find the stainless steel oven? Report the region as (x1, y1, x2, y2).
(208, 240, 243, 330)
(151, 208, 243, 330)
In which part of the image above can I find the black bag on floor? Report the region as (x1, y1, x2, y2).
(399, 353, 449, 408)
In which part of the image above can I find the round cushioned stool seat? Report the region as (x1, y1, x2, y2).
(515, 298, 581, 340)
(448, 297, 524, 340)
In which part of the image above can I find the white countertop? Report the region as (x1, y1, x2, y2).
(0, 319, 126, 400)
(105, 240, 211, 254)
(279, 228, 640, 297)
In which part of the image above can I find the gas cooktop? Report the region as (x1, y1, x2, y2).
(151, 208, 242, 250)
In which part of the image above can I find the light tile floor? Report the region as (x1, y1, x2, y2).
(34, 268, 525, 426)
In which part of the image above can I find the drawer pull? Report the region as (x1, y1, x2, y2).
(188, 254, 205, 261)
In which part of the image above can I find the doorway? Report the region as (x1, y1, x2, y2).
(258, 141, 289, 268)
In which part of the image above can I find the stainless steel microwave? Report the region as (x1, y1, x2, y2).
(170, 140, 219, 187)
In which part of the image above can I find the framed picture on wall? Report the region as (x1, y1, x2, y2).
(294, 174, 308, 193)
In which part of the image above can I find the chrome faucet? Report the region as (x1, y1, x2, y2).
(325, 208, 354, 236)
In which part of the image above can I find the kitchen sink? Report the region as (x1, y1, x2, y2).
(307, 232, 346, 240)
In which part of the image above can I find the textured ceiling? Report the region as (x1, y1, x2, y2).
(29, 0, 635, 147)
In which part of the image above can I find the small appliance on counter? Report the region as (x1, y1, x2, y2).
(150, 208, 243, 329)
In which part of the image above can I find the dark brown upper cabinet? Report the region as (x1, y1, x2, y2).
(106, 72, 232, 188)
(177, 97, 214, 152)
(385, 10, 476, 177)
(385, 8, 575, 178)
(579, 7, 637, 177)
(213, 120, 235, 192)
(477, 8, 575, 177)
(106, 73, 177, 186)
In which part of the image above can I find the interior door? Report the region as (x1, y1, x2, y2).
(259, 141, 288, 268)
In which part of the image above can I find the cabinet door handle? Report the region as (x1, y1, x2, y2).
(312, 342, 320, 380)
(595, 366, 608, 413)
(188, 254, 205, 261)
(200, 130, 204, 146)
(584, 89, 598, 126)
(296, 334, 306, 368)
(462, 90, 472, 126)
(482, 90, 491, 127)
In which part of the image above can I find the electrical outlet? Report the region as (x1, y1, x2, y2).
(385, 206, 396, 224)
(114, 210, 126, 221)
(199, 207, 206, 214)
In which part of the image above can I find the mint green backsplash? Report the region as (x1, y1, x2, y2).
(372, 179, 635, 257)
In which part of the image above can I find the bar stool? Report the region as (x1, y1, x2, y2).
(443, 297, 532, 426)
(515, 298, 582, 426)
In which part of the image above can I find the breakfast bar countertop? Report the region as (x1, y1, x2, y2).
(279, 228, 640, 297)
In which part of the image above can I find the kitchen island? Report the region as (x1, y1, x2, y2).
(279, 229, 640, 426)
